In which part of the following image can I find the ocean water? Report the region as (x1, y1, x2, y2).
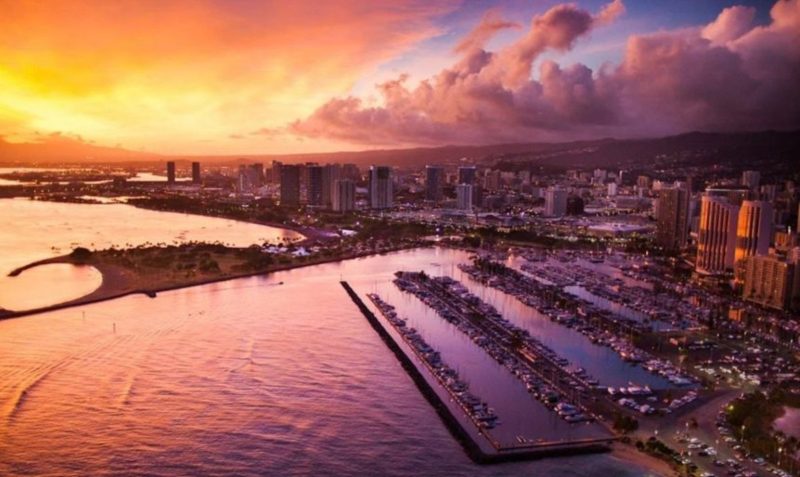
(0, 247, 665, 476)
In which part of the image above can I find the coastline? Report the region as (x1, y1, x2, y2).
(610, 443, 676, 477)
(0, 244, 421, 321)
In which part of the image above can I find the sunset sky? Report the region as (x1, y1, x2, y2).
(0, 0, 797, 155)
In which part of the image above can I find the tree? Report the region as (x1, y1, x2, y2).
(70, 247, 92, 261)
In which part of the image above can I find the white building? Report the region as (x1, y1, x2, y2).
(456, 184, 473, 211)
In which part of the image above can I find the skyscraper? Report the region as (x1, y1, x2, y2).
(238, 164, 264, 192)
(456, 184, 473, 211)
(369, 166, 393, 209)
(483, 170, 501, 191)
(656, 187, 690, 250)
(270, 161, 283, 184)
(280, 165, 301, 207)
(741, 170, 761, 191)
(457, 166, 477, 186)
(322, 163, 341, 208)
(544, 187, 568, 217)
(696, 194, 740, 275)
(425, 166, 444, 202)
(566, 196, 585, 215)
(332, 179, 355, 213)
(166, 161, 176, 184)
(191, 161, 201, 184)
(734, 200, 773, 264)
(308, 165, 324, 206)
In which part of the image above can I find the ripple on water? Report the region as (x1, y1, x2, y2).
(0, 248, 665, 476)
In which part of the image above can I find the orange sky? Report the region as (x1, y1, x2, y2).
(0, 0, 457, 154)
(2, 1, 797, 155)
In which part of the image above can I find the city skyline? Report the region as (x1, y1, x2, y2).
(1, 0, 797, 155)
(1, 2, 799, 476)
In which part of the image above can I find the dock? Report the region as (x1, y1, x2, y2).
(341, 280, 615, 464)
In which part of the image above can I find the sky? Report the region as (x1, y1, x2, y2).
(0, 0, 797, 155)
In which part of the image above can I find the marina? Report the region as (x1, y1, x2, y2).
(458, 257, 697, 394)
(342, 279, 616, 463)
(392, 272, 605, 424)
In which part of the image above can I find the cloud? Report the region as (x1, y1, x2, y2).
(0, 0, 458, 153)
(249, 127, 286, 138)
(594, 0, 626, 27)
(289, 0, 800, 146)
(701, 5, 756, 45)
(454, 10, 520, 54)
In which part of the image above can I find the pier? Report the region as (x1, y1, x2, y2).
(460, 259, 697, 390)
(341, 280, 614, 463)
(393, 272, 615, 425)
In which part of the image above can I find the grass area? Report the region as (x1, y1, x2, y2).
(69, 243, 299, 291)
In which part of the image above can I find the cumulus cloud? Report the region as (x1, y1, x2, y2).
(454, 10, 519, 54)
(701, 6, 756, 45)
(289, 0, 800, 146)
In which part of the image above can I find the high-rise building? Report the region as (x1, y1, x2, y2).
(280, 165, 301, 207)
(191, 162, 201, 184)
(332, 179, 355, 213)
(456, 184, 473, 211)
(483, 170, 501, 191)
(425, 166, 445, 202)
(369, 166, 393, 209)
(457, 166, 477, 186)
(607, 182, 618, 197)
(270, 161, 283, 184)
(593, 169, 607, 182)
(696, 194, 740, 275)
(760, 184, 778, 202)
(342, 163, 360, 182)
(166, 161, 176, 184)
(308, 165, 324, 206)
(322, 164, 341, 208)
(706, 187, 750, 206)
(544, 187, 568, 217)
(566, 196, 585, 215)
(656, 187, 690, 250)
(734, 200, 773, 264)
(741, 170, 761, 191)
(742, 255, 798, 311)
(637, 175, 650, 190)
(238, 163, 264, 192)
(471, 184, 483, 208)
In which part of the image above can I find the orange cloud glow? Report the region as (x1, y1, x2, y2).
(0, 0, 458, 154)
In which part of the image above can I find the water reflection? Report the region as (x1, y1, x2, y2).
(0, 247, 661, 476)
(0, 198, 302, 310)
(0, 264, 102, 311)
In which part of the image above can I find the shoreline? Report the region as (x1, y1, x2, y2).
(609, 442, 676, 477)
(119, 199, 329, 245)
(0, 244, 421, 321)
